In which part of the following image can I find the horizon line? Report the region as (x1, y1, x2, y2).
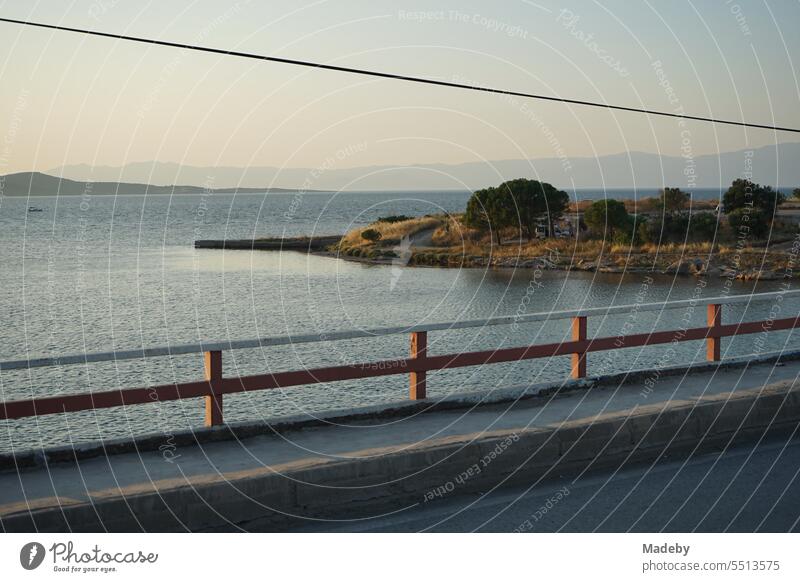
(31, 140, 800, 174)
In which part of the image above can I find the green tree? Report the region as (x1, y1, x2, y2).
(584, 199, 630, 240)
(658, 187, 690, 215)
(496, 179, 569, 241)
(722, 179, 785, 222)
(539, 181, 569, 239)
(792, 187, 800, 200)
(464, 186, 514, 245)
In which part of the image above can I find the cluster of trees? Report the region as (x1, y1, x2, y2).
(463, 178, 788, 247)
(582, 179, 786, 245)
(463, 179, 570, 244)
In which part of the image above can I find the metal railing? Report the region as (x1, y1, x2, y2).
(1, 290, 798, 426)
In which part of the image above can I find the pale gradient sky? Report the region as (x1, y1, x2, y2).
(1, 0, 799, 176)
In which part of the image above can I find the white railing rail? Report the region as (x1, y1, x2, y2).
(1, 289, 797, 372)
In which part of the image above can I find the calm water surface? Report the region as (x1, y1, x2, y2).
(0, 191, 795, 451)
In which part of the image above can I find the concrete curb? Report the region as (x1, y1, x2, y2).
(2, 376, 799, 532)
(2, 349, 797, 473)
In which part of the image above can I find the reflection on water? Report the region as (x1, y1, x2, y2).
(0, 193, 795, 451)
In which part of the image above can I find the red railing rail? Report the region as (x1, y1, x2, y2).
(1, 291, 798, 426)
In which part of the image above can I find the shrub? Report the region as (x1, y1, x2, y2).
(612, 230, 633, 246)
(636, 212, 719, 245)
(728, 208, 769, 239)
(611, 214, 646, 246)
(361, 228, 382, 242)
(637, 221, 651, 245)
(639, 214, 694, 244)
(663, 215, 689, 242)
(688, 212, 719, 241)
(377, 215, 412, 223)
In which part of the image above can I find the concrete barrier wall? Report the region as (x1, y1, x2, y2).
(2, 379, 799, 532)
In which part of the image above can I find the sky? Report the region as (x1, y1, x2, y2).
(1, 0, 799, 178)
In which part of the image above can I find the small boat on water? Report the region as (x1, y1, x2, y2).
(28, 206, 43, 212)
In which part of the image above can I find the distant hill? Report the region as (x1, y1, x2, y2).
(46, 142, 800, 192)
(0, 172, 306, 197)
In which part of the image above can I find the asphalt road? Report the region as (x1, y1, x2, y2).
(294, 435, 800, 532)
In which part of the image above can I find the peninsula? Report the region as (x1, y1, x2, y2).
(0, 171, 310, 197)
(197, 178, 800, 282)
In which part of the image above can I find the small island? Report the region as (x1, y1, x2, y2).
(332, 178, 800, 280)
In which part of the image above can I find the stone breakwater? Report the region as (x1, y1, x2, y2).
(194, 235, 342, 251)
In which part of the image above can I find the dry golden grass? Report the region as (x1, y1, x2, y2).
(458, 237, 590, 259)
(431, 215, 481, 246)
(341, 216, 444, 248)
(637, 241, 718, 254)
(569, 200, 593, 213)
(341, 209, 787, 266)
(569, 196, 719, 214)
(456, 236, 744, 260)
(624, 199, 652, 213)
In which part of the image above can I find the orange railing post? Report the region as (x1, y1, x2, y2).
(204, 350, 224, 426)
(410, 331, 427, 400)
(707, 304, 722, 361)
(571, 316, 587, 378)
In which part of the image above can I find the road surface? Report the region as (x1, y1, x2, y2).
(291, 435, 800, 532)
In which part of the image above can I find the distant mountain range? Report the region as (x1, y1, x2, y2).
(0, 171, 305, 197)
(42, 143, 800, 192)
(3, 143, 798, 196)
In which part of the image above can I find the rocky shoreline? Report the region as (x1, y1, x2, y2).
(335, 244, 792, 281)
(402, 251, 789, 280)
(195, 235, 793, 281)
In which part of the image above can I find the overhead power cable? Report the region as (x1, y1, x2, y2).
(1, 16, 798, 134)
